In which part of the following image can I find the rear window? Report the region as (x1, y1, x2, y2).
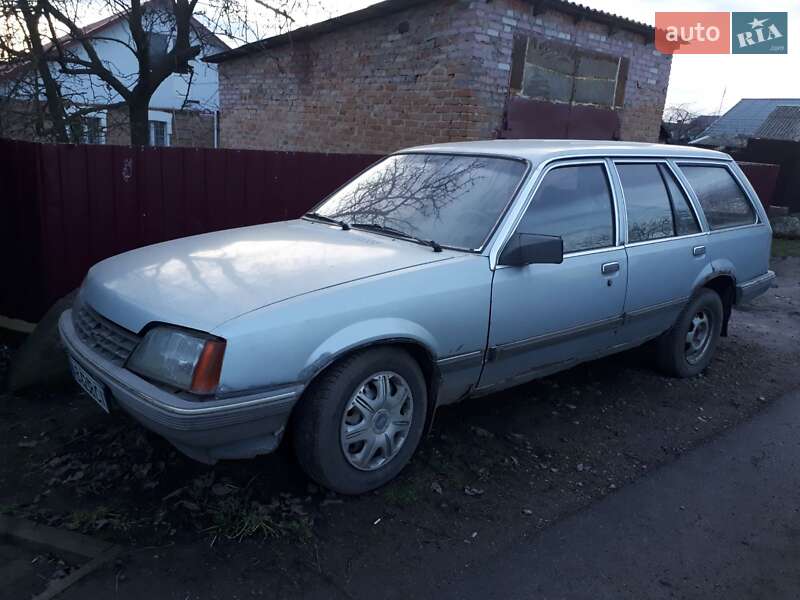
(680, 166, 756, 230)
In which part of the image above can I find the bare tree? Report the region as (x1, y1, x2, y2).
(663, 103, 701, 144)
(0, 0, 307, 145)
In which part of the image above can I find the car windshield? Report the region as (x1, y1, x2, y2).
(310, 153, 527, 250)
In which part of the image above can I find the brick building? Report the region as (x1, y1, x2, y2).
(208, 0, 671, 153)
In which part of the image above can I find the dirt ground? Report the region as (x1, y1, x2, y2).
(1, 254, 799, 599)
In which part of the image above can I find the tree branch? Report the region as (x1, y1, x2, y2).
(39, 0, 133, 101)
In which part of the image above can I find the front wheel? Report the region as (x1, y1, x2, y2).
(655, 288, 723, 378)
(292, 347, 427, 494)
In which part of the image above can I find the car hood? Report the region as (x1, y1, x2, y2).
(81, 219, 456, 333)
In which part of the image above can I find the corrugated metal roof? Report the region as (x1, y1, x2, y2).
(692, 99, 800, 147)
(206, 0, 654, 64)
(754, 105, 800, 142)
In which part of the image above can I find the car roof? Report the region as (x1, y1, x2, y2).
(401, 139, 731, 165)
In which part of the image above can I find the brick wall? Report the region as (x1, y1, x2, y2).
(473, 0, 672, 142)
(219, 0, 481, 153)
(0, 97, 50, 142)
(218, 0, 671, 152)
(0, 100, 216, 148)
(105, 106, 129, 145)
(106, 108, 216, 147)
(172, 110, 216, 147)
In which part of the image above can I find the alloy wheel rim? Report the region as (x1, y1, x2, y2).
(685, 309, 712, 365)
(340, 371, 413, 471)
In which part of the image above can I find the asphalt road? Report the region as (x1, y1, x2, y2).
(443, 388, 800, 600)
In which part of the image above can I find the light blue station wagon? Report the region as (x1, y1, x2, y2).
(59, 140, 775, 493)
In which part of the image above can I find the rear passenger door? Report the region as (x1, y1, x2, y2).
(613, 160, 707, 343)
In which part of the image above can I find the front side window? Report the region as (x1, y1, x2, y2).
(680, 165, 756, 230)
(618, 163, 675, 243)
(518, 164, 615, 253)
(313, 153, 527, 250)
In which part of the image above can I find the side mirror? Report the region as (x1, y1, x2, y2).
(499, 233, 563, 267)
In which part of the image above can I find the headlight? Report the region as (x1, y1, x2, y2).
(127, 326, 226, 394)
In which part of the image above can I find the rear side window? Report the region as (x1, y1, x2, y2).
(519, 164, 614, 253)
(680, 166, 756, 230)
(617, 164, 674, 242)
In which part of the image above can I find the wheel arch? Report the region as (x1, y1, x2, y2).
(299, 329, 441, 434)
(699, 273, 736, 337)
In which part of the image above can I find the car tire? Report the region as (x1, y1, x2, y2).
(655, 288, 724, 378)
(292, 347, 428, 495)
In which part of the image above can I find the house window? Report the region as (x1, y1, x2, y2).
(147, 32, 170, 63)
(67, 112, 105, 144)
(510, 35, 629, 109)
(149, 120, 169, 146)
(83, 116, 104, 144)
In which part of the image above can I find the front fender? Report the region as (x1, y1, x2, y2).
(300, 318, 437, 380)
(212, 254, 492, 396)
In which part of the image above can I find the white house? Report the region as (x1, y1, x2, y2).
(0, 3, 228, 147)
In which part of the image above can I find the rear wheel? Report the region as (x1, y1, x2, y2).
(655, 288, 723, 378)
(292, 347, 427, 494)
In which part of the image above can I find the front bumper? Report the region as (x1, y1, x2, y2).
(735, 270, 776, 305)
(58, 309, 302, 463)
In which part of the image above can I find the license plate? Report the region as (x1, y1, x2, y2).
(70, 358, 110, 413)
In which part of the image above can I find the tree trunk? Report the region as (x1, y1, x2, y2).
(129, 101, 150, 146)
(16, 1, 70, 143)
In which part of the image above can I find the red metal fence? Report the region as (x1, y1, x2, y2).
(736, 161, 779, 212)
(0, 138, 781, 323)
(0, 139, 379, 322)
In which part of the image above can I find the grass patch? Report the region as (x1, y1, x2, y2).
(208, 498, 279, 541)
(205, 496, 313, 543)
(0, 503, 19, 515)
(772, 238, 800, 257)
(383, 482, 419, 507)
(65, 506, 138, 532)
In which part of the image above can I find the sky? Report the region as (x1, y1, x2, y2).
(575, 0, 800, 115)
(299, 0, 800, 117)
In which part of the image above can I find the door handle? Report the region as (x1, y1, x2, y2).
(601, 262, 620, 275)
(693, 245, 706, 257)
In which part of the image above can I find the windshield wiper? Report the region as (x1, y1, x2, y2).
(351, 223, 442, 253)
(304, 212, 350, 230)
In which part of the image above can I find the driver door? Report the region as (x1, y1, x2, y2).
(477, 161, 627, 392)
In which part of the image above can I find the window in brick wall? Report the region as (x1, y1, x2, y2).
(66, 112, 106, 144)
(510, 34, 629, 109)
(83, 116, 104, 144)
(149, 120, 169, 146)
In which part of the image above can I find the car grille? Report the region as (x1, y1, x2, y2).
(72, 302, 141, 366)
